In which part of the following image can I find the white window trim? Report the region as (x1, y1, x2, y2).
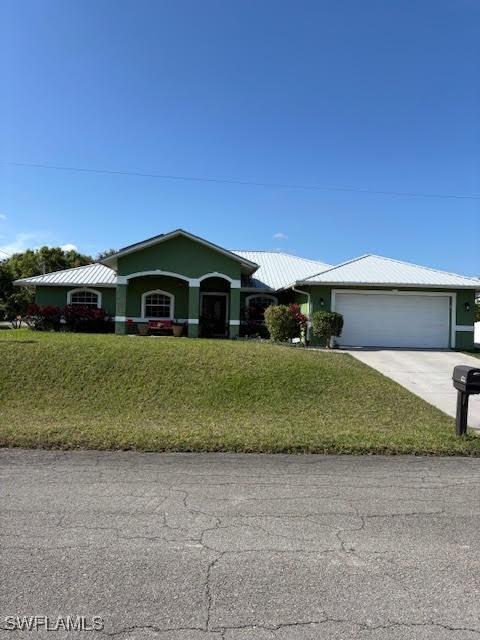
(245, 293, 278, 307)
(330, 289, 457, 349)
(67, 288, 102, 308)
(141, 289, 175, 320)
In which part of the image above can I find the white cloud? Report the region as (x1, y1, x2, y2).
(0, 234, 83, 257)
(273, 232, 288, 240)
(0, 232, 53, 256)
(61, 243, 79, 252)
(0, 233, 39, 256)
(0, 214, 7, 221)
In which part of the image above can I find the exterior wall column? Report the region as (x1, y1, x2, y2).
(188, 285, 200, 338)
(229, 285, 241, 338)
(115, 283, 128, 335)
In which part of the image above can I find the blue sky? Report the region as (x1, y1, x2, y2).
(0, 0, 479, 275)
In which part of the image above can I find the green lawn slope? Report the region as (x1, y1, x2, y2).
(1, 330, 478, 455)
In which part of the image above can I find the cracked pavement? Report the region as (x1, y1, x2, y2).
(1, 450, 480, 639)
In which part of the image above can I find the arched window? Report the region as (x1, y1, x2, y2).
(142, 290, 174, 319)
(245, 294, 278, 312)
(67, 288, 101, 308)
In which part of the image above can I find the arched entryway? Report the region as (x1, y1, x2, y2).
(199, 277, 230, 338)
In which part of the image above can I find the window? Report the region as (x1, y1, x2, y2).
(245, 294, 277, 311)
(142, 290, 173, 319)
(68, 289, 100, 308)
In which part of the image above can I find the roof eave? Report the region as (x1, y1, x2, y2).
(14, 279, 117, 288)
(296, 281, 480, 290)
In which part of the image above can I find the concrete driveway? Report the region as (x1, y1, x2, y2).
(346, 349, 480, 431)
(1, 449, 480, 639)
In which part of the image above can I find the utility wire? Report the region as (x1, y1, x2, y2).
(5, 161, 480, 201)
(0, 248, 12, 258)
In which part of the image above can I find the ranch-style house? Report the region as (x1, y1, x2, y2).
(14, 229, 479, 349)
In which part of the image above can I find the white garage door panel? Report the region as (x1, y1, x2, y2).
(335, 293, 450, 348)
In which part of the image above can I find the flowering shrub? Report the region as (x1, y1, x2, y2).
(25, 304, 63, 332)
(63, 305, 113, 333)
(25, 304, 113, 333)
(264, 303, 308, 343)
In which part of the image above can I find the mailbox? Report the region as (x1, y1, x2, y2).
(452, 365, 480, 436)
(453, 366, 480, 394)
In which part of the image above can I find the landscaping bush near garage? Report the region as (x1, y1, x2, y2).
(264, 304, 307, 343)
(311, 310, 344, 347)
(25, 304, 114, 333)
(1, 330, 479, 455)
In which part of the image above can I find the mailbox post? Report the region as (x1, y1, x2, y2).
(452, 366, 480, 436)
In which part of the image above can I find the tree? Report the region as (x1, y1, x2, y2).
(0, 246, 93, 320)
(96, 248, 118, 261)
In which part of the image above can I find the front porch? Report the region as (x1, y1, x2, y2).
(114, 273, 241, 338)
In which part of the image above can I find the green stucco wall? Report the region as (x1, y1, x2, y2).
(35, 286, 117, 315)
(117, 235, 243, 280)
(125, 276, 189, 319)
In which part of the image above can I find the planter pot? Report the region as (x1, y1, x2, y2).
(137, 324, 149, 336)
(172, 323, 184, 337)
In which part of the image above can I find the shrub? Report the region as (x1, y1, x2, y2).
(311, 310, 344, 347)
(63, 305, 114, 333)
(264, 304, 308, 342)
(288, 304, 308, 342)
(25, 304, 63, 332)
(25, 304, 113, 333)
(241, 304, 270, 338)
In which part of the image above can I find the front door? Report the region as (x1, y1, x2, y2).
(200, 294, 228, 338)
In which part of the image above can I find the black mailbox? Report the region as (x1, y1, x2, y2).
(452, 366, 480, 436)
(453, 366, 480, 394)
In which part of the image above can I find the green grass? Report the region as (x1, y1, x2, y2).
(1, 329, 479, 455)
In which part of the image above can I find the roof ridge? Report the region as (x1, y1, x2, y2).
(233, 249, 330, 264)
(366, 254, 480, 283)
(303, 254, 371, 281)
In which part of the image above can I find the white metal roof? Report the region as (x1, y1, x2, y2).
(301, 254, 480, 289)
(14, 263, 117, 287)
(233, 251, 332, 290)
(13, 252, 479, 292)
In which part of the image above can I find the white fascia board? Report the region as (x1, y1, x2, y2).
(296, 281, 479, 290)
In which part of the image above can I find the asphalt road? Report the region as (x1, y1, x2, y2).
(1, 450, 480, 639)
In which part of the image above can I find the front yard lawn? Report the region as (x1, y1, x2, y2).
(1, 330, 479, 455)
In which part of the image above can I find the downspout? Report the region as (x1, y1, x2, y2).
(292, 286, 311, 342)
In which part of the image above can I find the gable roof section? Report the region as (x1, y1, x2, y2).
(102, 229, 259, 271)
(300, 254, 480, 289)
(233, 250, 332, 290)
(13, 263, 117, 287)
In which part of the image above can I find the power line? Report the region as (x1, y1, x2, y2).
(5, 160, 480, 201)
(0, 248, 12, 258)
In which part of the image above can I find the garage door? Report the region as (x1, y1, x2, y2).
(334, 293, 450, 348)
